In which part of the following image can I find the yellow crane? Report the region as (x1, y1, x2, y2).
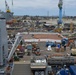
(5, 0, 11, 13)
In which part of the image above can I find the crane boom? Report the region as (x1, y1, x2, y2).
(7, 33, 22, 61)
(58, 0, 63, 25)
(5, 0, 11, 13)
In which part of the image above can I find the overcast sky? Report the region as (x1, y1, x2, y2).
(0, 0, 76, 16)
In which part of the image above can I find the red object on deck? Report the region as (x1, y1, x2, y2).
(6, 21, 13, 24)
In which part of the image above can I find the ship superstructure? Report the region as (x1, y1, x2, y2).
(0, 18, 8, 66)
(0, 11, 13, 22)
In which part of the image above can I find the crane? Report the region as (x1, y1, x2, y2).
(5, 0, 11, 13)
(5, 0, 15, 24)
(58, 0, 63, 25)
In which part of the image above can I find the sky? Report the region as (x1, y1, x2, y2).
(0, 0, 76, 16)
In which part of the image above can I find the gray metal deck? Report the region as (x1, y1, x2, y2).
(12, 64, 31, 75)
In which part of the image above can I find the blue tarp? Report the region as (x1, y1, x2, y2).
(70, 66, 76, 75)
(46, 42, 56, 47)
(60, 69, 69, 75)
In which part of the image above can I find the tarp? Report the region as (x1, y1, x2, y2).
(70, 66, 76, 75)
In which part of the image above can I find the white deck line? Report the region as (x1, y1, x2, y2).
(24, 39, 61, 43)
(21, 32, 59, 35)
